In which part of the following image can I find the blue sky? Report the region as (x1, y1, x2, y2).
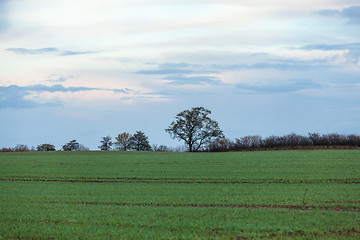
(1, 0, 360, 150)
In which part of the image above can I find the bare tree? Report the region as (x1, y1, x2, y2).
(14, 144, 29, 152)
(166, 107, 223, 152)
(99, 136, 112, 151)
(153, 144, 170, 152)
(207, 137, 232, 152)
(157, 145, 169, 152)
(308, 133, 320, 146)
(78, 144, 90, 151)
(347, 134, 360, 147)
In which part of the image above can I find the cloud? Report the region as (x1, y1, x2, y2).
(299, 42, 360, 51)
(317, 5, 360, 24)
(26, 84, 98, 92)
(299, 42, 360, 62)
(0, 84, 130, 109)
(236, 79, 322, 94)
(135, 62, 222, 86)
(47, 76, 67, 83)
(61, 50, 97, 56)
(0, 85, 38, 109)
(316, 9, 339, 17)
(135, 63, 198, 75)
(6, 47, 58, 55)
(242, 59, 329, 71)
(45, 74, 78, 83)
(25, 84, 130, 94)
(112, 89, 128, 94)
(136, 59, 331, 87)
(164, 75, 221, 85)
(0, 84, 96, 109)
(5, 47, 97, 56)
(341, 6, 360, 24)
(139, 59, 330, 77)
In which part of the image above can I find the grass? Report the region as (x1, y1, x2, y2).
(0, 150, 360, 239)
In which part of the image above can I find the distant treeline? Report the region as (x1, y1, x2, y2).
(1, 144, 35, 152)
(0, 143, 89, 152)
(2, 133, 360, 153)
(207, 133, 360, 152)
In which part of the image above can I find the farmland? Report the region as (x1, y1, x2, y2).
(1, 150, 360, 239)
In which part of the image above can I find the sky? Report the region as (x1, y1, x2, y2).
(1, 0, 360, 150)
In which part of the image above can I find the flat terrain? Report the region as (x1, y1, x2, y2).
(0, 150, 359, 239)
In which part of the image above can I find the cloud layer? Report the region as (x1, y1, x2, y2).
(0, 84, 131, 109)
(1, 1, 360, 149)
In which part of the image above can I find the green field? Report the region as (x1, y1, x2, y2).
(1, 150, 360, 239)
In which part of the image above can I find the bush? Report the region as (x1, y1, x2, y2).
(1, 148, 13, 152)
(13, 144, 29, 152)
(207, 133, 360, 152)
(37, 144, 56, 151)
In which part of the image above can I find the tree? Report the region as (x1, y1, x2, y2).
(207, 137, 231, 152)
(1, 147, 13, 152)
(236, 135, 263, 149)
(347, 134, 360, 147)
(62, 140, 79, 151)
(114, 132, 133, 151)
(37, 143, 56, 151)
(78, 144, 90, 151)
(99, 135, 112, 151)
(14, 144, 29, 152)
(130, 131, 151, 151)
(166, 106, 223, 152)
(152, 144, 170, 152)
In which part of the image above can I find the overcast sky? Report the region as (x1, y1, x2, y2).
(1, 0, 360, 150)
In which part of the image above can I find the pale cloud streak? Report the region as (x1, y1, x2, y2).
(6, 47, 96, 56)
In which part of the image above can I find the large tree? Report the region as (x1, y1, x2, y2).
(166, 107, 223, 152)
(99, 135, 112, 151)
(130, 131, 151, 151)
(114, 132, 133, 151)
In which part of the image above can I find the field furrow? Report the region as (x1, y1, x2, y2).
(36, 200, 360, 212)
(1, 177, 360, 184)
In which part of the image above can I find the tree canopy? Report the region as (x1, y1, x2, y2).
(166, 106, 223, 152)
(114, 132, 132, 151)
(130, 131, 151, 151)
(62, 140, 79, 151)
(37, 143, 56, 151)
